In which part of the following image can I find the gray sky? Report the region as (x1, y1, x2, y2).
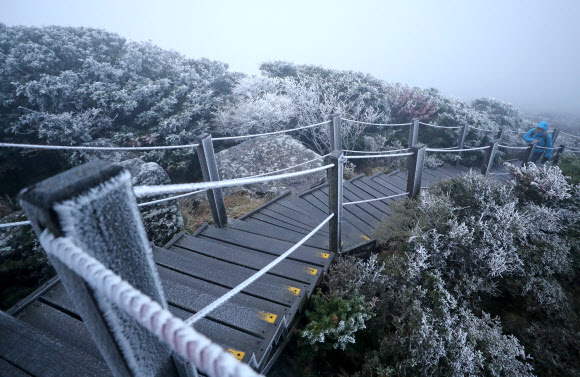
(2, 0, 580, 115)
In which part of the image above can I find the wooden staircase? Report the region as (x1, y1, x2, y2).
(2, 164, 487, 376)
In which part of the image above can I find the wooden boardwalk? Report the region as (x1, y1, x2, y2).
(2, 163, 512, 376)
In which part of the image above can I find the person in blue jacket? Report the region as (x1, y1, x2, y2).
(522, 121, 553, 163)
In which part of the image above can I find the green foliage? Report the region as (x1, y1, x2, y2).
(301, 291, 374, 351)
(559, 154, 580, 184)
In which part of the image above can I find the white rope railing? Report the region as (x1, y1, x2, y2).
(0, 220, 31, 229)
(419, 122, 462, 129)
(497, 144, 529, 150)
(535, 146, 556, 150)
(343, 192, 408, 206)
(506, 129, 525, 134)
(133, 164, 334, 198)
(185, 214, 333, 325)
(343, 148, 410, 154)
(341, 119, 411, 127)
(469, 126, 495, 132)
(0, 142, 199, 151)
(425, 146, 490, 153)
(344, 152, 414, 160)
(38, 230, 261, 377)
(212, 121, 330, 141)
(138, 189, 208, 207)
(244, 154, 330, 180)
(560, 131, 580, 140)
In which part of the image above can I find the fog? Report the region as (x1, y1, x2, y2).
(2, 0, 579, 115)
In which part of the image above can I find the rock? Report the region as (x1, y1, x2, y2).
(119, 158, 184, 246)
(215, 135, 326, 195)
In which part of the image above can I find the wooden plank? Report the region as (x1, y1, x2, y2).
(258, 206, 330, 234)
(371, 174, 407, 194)
(0, 312, 111, 377)
(349, 178, 395, 214)
(423, 168, 451, 182)
(0, 357, 33, 377)
(248, 213, 323, 235)
(276, 196, 326, 219)
(153, 247, 307, 308)
(343, 182, 389, 220)
(172, 236, 318, 285)
(308, 189, 374, 234)
(18, 301, 102, 360)
(200, 226, 331, 268)
(420, 169, 443, 185)
(226, 219, 329, 250)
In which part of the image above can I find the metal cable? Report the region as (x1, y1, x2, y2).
(243, 154, 330, 179)
(0, 220, 31, 229)
(137, 189, 208, 207)
(343, 192, 408, 206)
(426, 146, 490, 153)
(133, 164, 334, 198)
(185, 214, 333, 325)
(340, 119, 411, 127)
(345, 152, 414, 160)
(212, 121, 330, 141)
(419, 122, 462, 129)
(497, 144, 529, 150)
(0, 142, 199, 151)
(343, 148, 411, 154)
(469, 126, 495, 132)
(560, 131, 580, 140)
(38, 230, 261, 377)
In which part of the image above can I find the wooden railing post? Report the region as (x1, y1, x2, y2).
(18, 160, 185, 377)
(196, 133, 227, 228)
(522, 144, 536, 165)
(552, 129, 560, 143)
(408, 118, 419, 148)
(456, 124, 468, 166)
(497, 127, 505, 142)
(327, 113, 343, 253)
(407, 143, 426, 199)
(329, 114, 342, 152)
(327, 151, 344, 254)
(481, 141, 499, 175)
(552, 145, 566, 165)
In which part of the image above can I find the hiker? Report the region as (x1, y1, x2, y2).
(523, 121, 553, 163)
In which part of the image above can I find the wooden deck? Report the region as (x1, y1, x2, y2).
(1, 163, 512, 376)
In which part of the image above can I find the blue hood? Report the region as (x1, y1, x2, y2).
(536, 121, 549, 134)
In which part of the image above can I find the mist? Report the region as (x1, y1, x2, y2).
(2, 0, 579, 116)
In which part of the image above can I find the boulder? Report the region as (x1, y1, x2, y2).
(119, 158, 184, 246)
(215, 135, 326, 195)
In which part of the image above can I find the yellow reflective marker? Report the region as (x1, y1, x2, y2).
(227, 349, 245, 361)
(317, 252, 330, 259)
(288, 286, 301, 296)
(306, 267, 318, 275)
(259, 311, 277, 323)
(360, 234, 371, 241)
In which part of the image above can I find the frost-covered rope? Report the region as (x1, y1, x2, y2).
(38, 230, 261, 377)
(244, 154, 330, 179)
(0, 142, 199, 151)
(497, 144, 529, 150)
(0, 220, 31, 229)
(506, 129, 525, 134)
(212, 121, 330, 141)
(345, 152, 414, 160)
(560, 131, 580, 140)
(343, 148, 410, 154)
(133, 164, 334, 198)
(426, 146, 490, 153)
(343, 192, 408, 206)
(535, 146, 556, 150)
(185, 214, 333, 325)
(341, 119, 411, 127)
(469, 126, 495, 132)
(138, 189, 208, 207)
(419, 122, 462, 129)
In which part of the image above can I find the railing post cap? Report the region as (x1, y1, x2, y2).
(195, 133, 211, 142)
(411, 143, 426, 151)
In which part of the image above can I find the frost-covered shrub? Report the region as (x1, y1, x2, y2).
(301, 291, 374, 351)
(325, 254, 390, 300)
(506, 162, 572, 203)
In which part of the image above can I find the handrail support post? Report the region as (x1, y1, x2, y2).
(196, 133, 227, 228)
(481, 142, 499, 175)
(407, 143, 426, 199)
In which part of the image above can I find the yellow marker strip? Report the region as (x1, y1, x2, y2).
(317, 252, 330, 259)
(288, 286, 301, 296)
(306, 267, 318, 275)
(259, 311, 277, 323)
(360, 234, 371, 241)
(227, 349, 245, 361)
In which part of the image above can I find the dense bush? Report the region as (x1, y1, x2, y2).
(299, 167, 580, 376)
